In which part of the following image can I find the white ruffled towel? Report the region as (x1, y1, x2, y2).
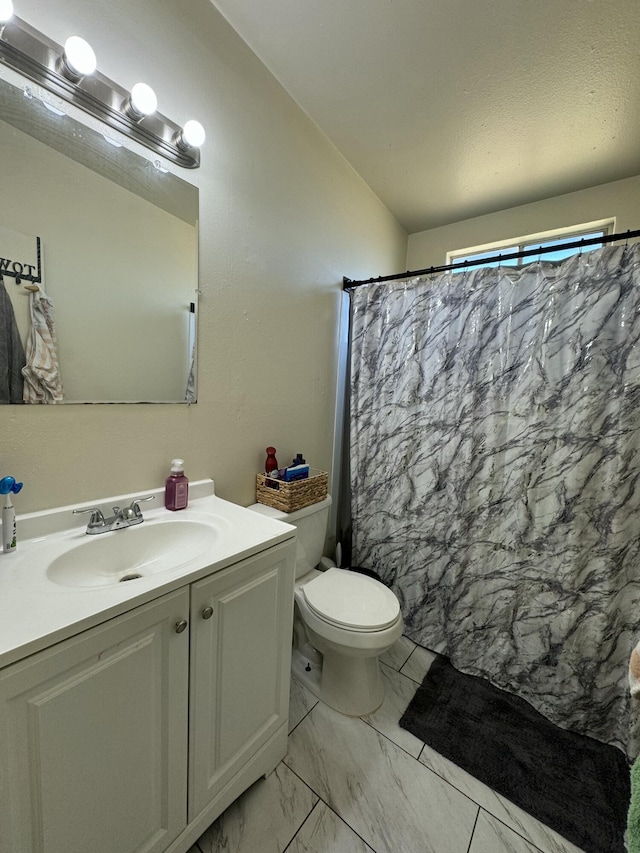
(627, 643, 640, 762)
(22, 288, 63, 403)
(631, 645, 640, 698)
(629, 644, 640, 757)
(629, 644, 640, 850)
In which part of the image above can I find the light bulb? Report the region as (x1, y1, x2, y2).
(0, 0, 13, 24)
(181, 119, 205, 149)
(62, 36, 97, 79)
(128, 82, 157, 118)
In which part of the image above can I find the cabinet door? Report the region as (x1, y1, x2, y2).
(0, 588, 189, 853)
(188, 542, 295, 819)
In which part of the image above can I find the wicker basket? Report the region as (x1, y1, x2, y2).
(256, 468, 328, 513)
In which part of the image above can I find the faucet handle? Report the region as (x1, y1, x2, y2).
(128, 495, 155, 517)
(72, 507, 106, 529)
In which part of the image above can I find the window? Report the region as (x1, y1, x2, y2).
(446, 220, 615, 272)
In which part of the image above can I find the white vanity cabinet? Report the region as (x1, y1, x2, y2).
(0, 540, 295, 853)
(188, 543, 294, 821)
(0, 588, 190, 853)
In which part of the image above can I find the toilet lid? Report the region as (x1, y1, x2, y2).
(302, 568, 400, 631)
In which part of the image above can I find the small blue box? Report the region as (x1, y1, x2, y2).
(283, 464, 310, 482)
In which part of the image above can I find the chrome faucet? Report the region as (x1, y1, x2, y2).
(73, 495, 155, 534)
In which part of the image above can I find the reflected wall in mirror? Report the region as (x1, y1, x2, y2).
(0, 67, 199, 403)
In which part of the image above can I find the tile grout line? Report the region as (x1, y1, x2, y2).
(359, 712, 424, 761)
(398, 666, 425, 685)
(282, 756, 322, 797)
(381, 636, 428, 674)
(322, 800, 377, 852)
(391, 645, 416, 671)
(380, 658, 420, 684)
(464, 807, 481, 853)
(280, 799, 321, 853)
(282, 759, 377, 852)
(288, 698, 320, 737)
(474, 807, 555, 853)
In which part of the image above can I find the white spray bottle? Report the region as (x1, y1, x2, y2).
(1, 476, 23, 554)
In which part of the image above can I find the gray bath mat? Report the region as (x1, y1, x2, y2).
(399, 654, 629, 853)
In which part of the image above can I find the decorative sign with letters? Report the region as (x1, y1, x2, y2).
(0, 225, 42, 284)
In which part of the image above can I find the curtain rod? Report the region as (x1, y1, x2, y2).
(342, 229, 640, 290)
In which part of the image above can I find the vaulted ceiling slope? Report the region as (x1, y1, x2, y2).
(210, 0, 640, 234)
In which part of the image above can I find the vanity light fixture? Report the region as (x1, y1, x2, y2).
(0, 10, 204, 168)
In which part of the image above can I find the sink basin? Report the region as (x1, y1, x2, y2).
(46, 519, 220, 587)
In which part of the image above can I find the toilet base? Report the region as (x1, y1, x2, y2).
(291, 646, 385, 717)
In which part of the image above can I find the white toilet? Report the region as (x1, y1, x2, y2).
(249, 496, 403, 716)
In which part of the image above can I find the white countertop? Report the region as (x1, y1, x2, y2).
(0, 480, 295, 669)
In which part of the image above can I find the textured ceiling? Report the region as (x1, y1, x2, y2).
(209, 0, 640, 234)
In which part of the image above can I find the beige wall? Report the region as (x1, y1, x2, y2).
(3, 0, 407, 513)
(407, 175, 640, 269)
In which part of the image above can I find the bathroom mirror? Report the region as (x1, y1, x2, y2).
(0, 67, 199, 403)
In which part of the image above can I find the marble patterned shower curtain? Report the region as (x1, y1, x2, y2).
(350, 244, 640, 753)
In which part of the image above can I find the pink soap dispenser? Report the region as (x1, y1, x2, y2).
(165, 458, 189, 511)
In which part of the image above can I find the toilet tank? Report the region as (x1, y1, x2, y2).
(248, 496, 332, 579)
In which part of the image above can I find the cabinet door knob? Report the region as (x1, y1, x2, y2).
(175, 619, 188, 634)
(202, 606, 214, 620)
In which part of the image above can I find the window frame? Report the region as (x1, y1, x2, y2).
(446, 219, 616, 270)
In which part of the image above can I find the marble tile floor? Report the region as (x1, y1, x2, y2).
(191, 636, 585, 853)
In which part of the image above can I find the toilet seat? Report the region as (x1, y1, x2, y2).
(301, 568, 400, 632)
